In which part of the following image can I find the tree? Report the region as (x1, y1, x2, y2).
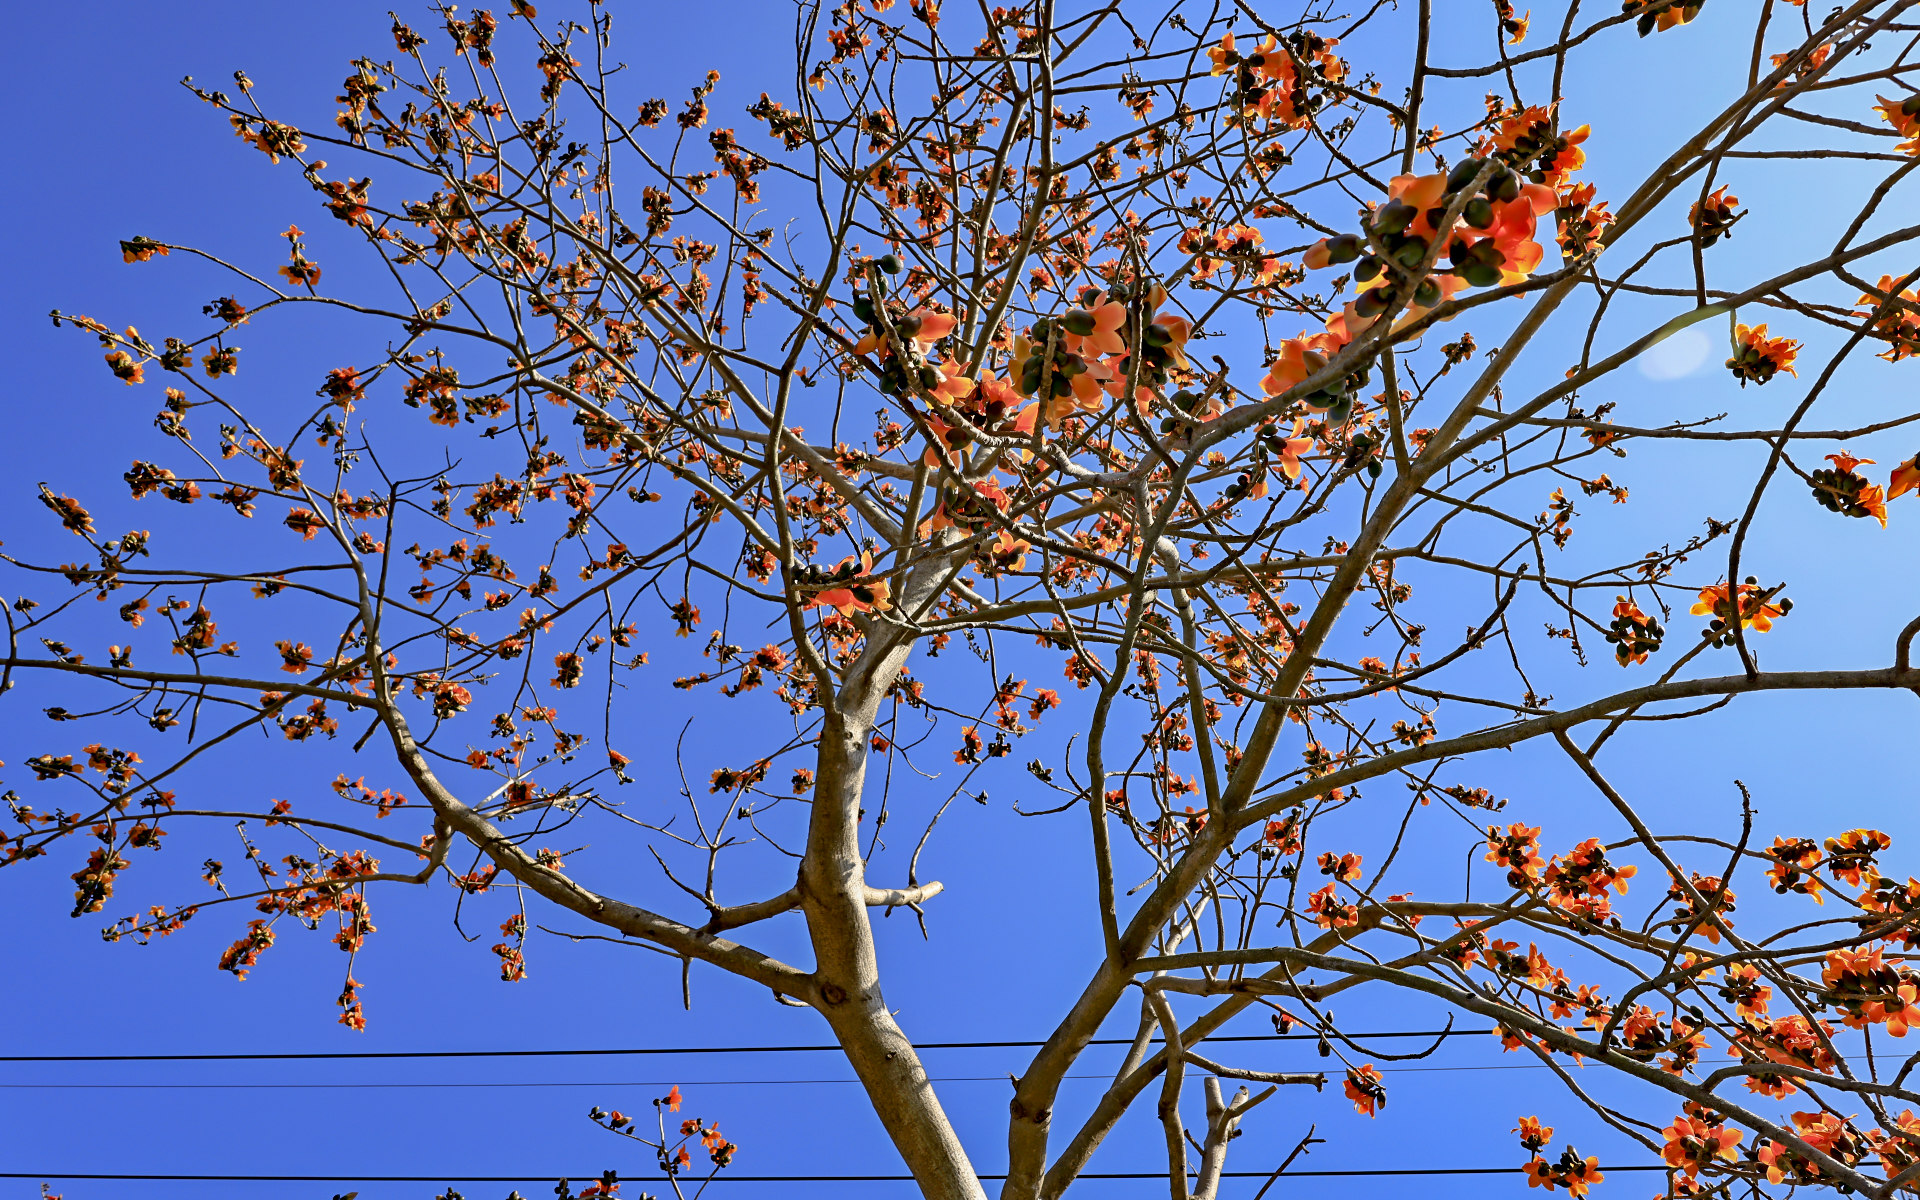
(8, 1, 1920, 1198)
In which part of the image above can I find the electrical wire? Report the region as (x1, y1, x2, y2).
(3, 1168, 1673, 1183)
(0, 1029, 1493, 1063)
(0, 1062, 1623, 1089)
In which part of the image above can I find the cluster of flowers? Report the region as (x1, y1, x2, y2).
(1208, 29, 1347, 131)
(1484, 825, 1637, 922)
(1013, 282, 1193, 429)
(1516, 1115, 1604, 1196)
(1279, 106, 1595, 421)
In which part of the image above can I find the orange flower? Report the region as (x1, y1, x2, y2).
(1661, 1115, 1741, 1177)
(1485, 823, 1545, 882)
(807, 551, 893, 616)
(1522, 1159, 1559, 1191)
(1628, 0, 1704, 34)
(1873, 93, 1920, 156)
(1488, 105, 1590, 188)
(1269, 419, 1314, 480)
(1855, 274, 1920, 361)
(1307, 881, 1360, 930)
(1725, 322, 1798, 386)
(898, 307, 956, 350)
(1691, 582, 1786, 632)
(1500, 5, 1531, 45)
(1883, 453, 1920, 503)
(1342, 1065, 1385, 1116)
(1812, 452, 1889, 527)
(1555, 182, 1614, 256)
(1605, 595, 1664, 666)
(926, 360, 977, 406)
(104, 350, 145, 385)
(853, 305, 955, 357)
(1515, 1115, 1554, 1154)
(920, 411, 970, 467)
(1690, 185, 1740, 244)
(1260, 334, 1342, 398)
(982, 528, 1031, 575)
(1207, 32, 1239, 76)
(1317, 850, 1363, 881)
(664, 1085, 683, 1112)
(1060, 295, 1128, 357)
(1150, 311, 1192, 368)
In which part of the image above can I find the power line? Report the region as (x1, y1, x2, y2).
(0, 1029, 1492, 1064)
(0, 1063, 1600, 1090)
(4, 1168, 1672, 1183)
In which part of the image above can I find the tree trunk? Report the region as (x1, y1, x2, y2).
(802, 681, 985, 1200)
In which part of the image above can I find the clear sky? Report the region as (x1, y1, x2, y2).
(3, 3, 1917, 1200)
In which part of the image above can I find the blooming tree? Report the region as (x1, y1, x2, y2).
(9, 2, 1920, 1199)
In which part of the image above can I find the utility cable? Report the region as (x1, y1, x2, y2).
(3, 1167, 1672, 1183)
(0, 1029, 1493, 1064)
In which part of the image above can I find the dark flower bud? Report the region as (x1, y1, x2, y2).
(1447, 158, 1485, 192)
(1374, 198, 1416, 236)
(1324, 233, 1362, 263)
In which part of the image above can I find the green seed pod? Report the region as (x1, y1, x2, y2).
(896, 314, 924, 339)
(1353, 288, 1390, 319)
(1392, 238, 1429, 269)
(878, 253, 903, 275)
(1462, 262, 1502, 288)
(1464, 196, 1494, 230)
(1062, 308, 1097, 336)
(1374, 199, 1416, 236)
(1325, 233, 1362, 263)
(1446, 158, 1484, 192)
(1171, 389, 1198, 412)
(1144, 322, 1173, 347)
(1353, 255, 1383, 283)
(1491, 171, 1521, 204)
(1414, 278, 1440, 307)
(1030, 317, 1053, 340)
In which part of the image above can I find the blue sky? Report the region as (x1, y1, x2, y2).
(3, 3, 1918, 1200)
